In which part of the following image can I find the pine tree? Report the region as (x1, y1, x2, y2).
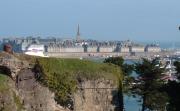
(134, 58, 168, 111)
(164, 61, 180, 111)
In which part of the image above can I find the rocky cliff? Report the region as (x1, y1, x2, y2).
(1, 73, 67, 111)
(74, 79, 122, 111)
(0, 53, 123, 111)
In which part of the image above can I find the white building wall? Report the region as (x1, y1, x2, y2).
(146, 47, 161, 52)
(64, 47, 84, 52)
(47, 47, 51, 52)
(99, 47, 115, 53)
(120, 47, 129, 53)
(47, 46, 84, 53)
(87, 47, 97, 52)
(131, 47, 145, 52)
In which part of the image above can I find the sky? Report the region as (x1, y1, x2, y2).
(0, 0, 180, 42)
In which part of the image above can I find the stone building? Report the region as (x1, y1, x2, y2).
(145, 44, 161, 52)
(119, 46, 129, 53)
(98, 46, 115, 53)
(87, 46, 98, 53)
(64, 47, 84, 53)
(47, 45, 84, 53)
(130, 45, 145, 52)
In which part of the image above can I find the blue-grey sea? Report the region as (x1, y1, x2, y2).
(124, 60, 141, 111)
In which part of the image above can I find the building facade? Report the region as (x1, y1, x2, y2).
(145, 45, 161, 52)
(130, 46, 145, 52)
(119, 46, 129, 53)
(99, 46, 115, 53)
(87, 47, 98, 53)
(47, 45, 84, 53)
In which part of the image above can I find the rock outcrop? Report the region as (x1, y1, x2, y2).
(74, 79, 122, 111)
(16, 69, 68, 111)
(0, 75, 19, 111)
(0, 53, 29, 78)
(0, 53, 68, 111)
(3, 44, 13, 54)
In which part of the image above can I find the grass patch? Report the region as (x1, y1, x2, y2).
(0, 74, 9, 92)
(0, 74, 23, 111)
(13, 92, 24, 111)
(36, 58, 122, 84)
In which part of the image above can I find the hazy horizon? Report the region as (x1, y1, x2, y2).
(0, 0, 180, 42)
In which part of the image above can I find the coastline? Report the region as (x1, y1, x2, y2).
(45, 51, 176, 60)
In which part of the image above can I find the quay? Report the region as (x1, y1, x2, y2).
(45, 51, 176, 60)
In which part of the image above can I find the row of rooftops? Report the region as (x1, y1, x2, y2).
(47, 44, 160, 49)
(0, 37, 160, 52)
(47, 42, 159, 48)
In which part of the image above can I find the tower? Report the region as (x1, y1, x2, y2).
(76, 24, 81, 42)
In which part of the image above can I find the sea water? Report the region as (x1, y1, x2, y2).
(124, 60, 141, 111)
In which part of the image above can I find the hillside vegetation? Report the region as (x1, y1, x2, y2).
(35, 57, 123, 107)
(0, 74, 9, 92)
(0, 74, 23, 111)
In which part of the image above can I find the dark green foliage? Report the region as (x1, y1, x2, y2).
(104, 57, 124, 67)
(122, 63, 134, 76)
(135, 58, 164, 81)
(134, 58, 168, 111)
(174, 61, 180, 80)
(104, 57, 134, 76)
(162, 81, 180, 111)
(145, 90, 168, 111)
(162, 61, 180, 111)
(34, 57, 122, 108)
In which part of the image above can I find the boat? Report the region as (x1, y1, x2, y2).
(24, 44, 48, 57)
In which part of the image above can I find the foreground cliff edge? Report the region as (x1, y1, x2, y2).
(0, 52, 123, 111)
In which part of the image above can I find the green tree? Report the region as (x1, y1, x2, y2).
(134, 58, 168, 111)
(163, 81, 180, 111)
(104, 57, 134, 76)
(174, 61, 180, 79)
(163, 61, 180, 111)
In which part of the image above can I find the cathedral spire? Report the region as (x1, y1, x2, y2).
(76, 24, 81, 41)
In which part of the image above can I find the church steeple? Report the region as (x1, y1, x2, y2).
(76, 24, 81, 42)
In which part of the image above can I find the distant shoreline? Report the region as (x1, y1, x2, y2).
(45, 51, 176, 60)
